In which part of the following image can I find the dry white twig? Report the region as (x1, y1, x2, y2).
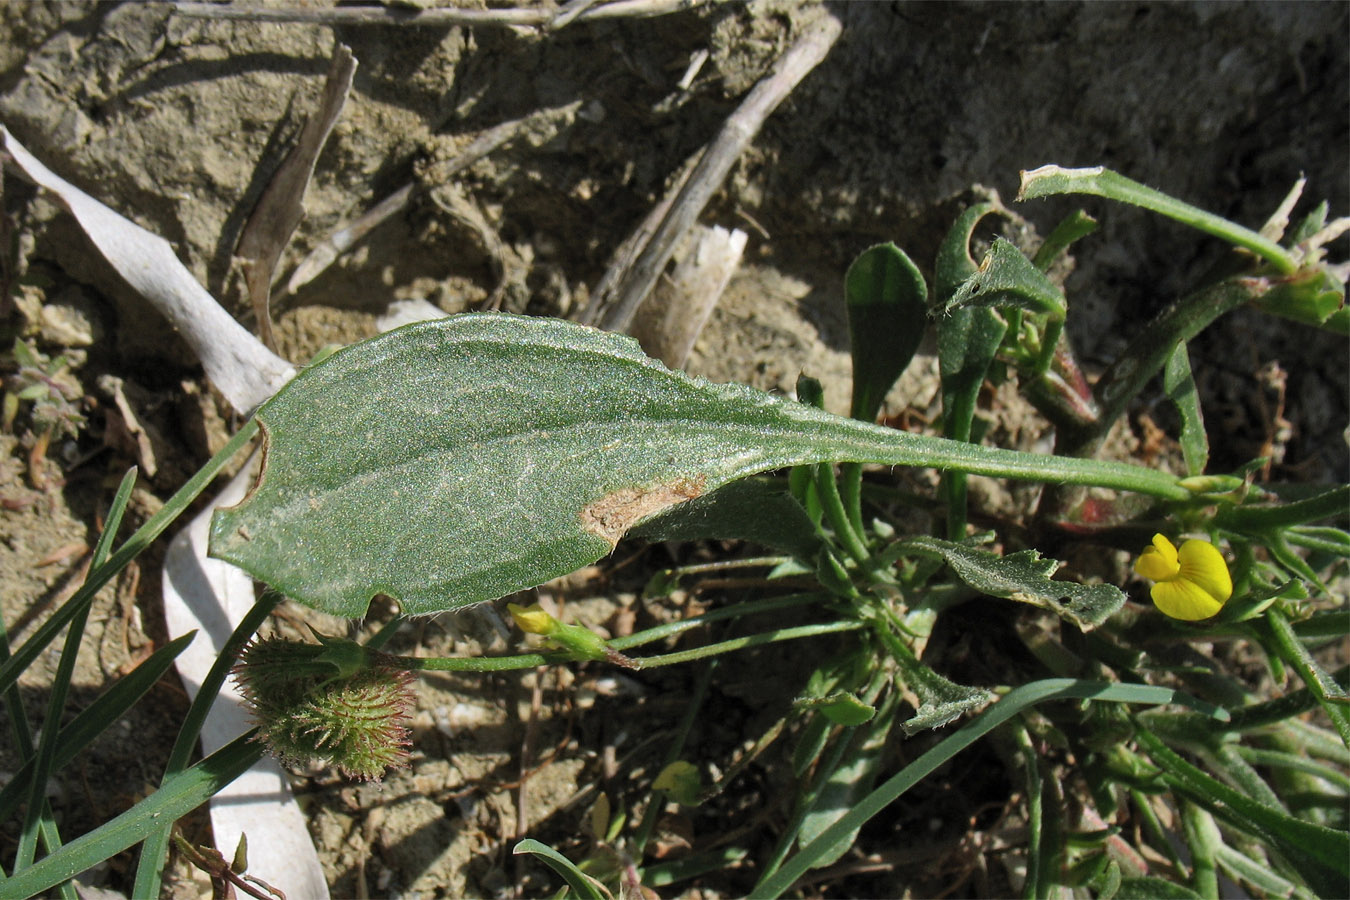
(594, 12, 842, 333)
(1, 126, 320, 894)
(162, 461, 331, 900)
(578, 146, 702, 326)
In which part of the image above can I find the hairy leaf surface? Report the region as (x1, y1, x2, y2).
(210, 314, 1183, 617)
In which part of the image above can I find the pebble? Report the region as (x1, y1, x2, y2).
(39, 285, 104, 347)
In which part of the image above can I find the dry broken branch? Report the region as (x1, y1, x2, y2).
(629, 224, 746, 368)
(236, 43, 357, 351)
(172, 0, 708, 30)
(286, 101, 580, 296)
(592, 12, 842, 333)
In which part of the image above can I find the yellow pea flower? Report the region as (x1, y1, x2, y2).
(1134, 533, 1232, 621)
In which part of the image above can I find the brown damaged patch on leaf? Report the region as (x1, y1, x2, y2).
(580, 475, 707, 546)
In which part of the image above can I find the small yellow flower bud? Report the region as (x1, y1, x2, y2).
(508, 602, 558, 635)
(1134, 533, 1232, 621)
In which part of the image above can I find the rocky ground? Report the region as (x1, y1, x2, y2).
(0, 2, 1345, 897)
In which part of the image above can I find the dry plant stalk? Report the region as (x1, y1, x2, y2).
(172, 0, 710, 30)
(592, 12, 842, 333)
(286, 101, 581, 296)
(236, 43, 357, 351)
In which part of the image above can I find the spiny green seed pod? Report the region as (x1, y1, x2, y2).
(233, 636, 415, 781)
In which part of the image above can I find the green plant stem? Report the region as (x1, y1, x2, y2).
(1222, 664, 1349, 732)
(394, 594, 833, 673)
(399, 651, 554, 672)
(1180, 801, 1220, 900)
(1059, 277, 1260, 455)
(754, 680, 1228, 898)
(1218, 485, 1350, 531)
(1129, 788, 1187, 873)
(1258, 607, 1350, 748)
(1207, 743, 1285, 811)
(1236, 746, 1350, 791)
(816, 463, 870, 564)
(1018, 166, 1298, 274)
(1213, 845, 1303, 899)
(630, 620, 863, 669)
(1286, 720, 1350, 767)
(0, 420, 260, 695)
(1034, 318, 1064, 376)
(652, 555, 791, 579)
(1014, 721, 1045, 900)
(1286, 527, 1350, 556)
(612, 593, 828, 651)
(840, 462, 866, 539)
(131, 589, 283, 898)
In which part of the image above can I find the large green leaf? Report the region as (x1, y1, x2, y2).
(209, 313, 1185, 617)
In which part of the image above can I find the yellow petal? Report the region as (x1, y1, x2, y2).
(1134, 533, 1180, 581)
(1150, 533, 1178, 559)
(1176, 539, 1232, 603)
(1151, 577, 1226, 621)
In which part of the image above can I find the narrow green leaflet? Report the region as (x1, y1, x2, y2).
(1017, 165, 1298, 275)
(210, 313, 1185, 617)
(898, 657, 992, 735)
(844, 243, 927, 423)
(1031, 209, 1099, 271)
(903, 535, 1125, 630)
(512, 839, 605, 900)
(1163, 342, 1208, 476)
(812, 692, 877, 727)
